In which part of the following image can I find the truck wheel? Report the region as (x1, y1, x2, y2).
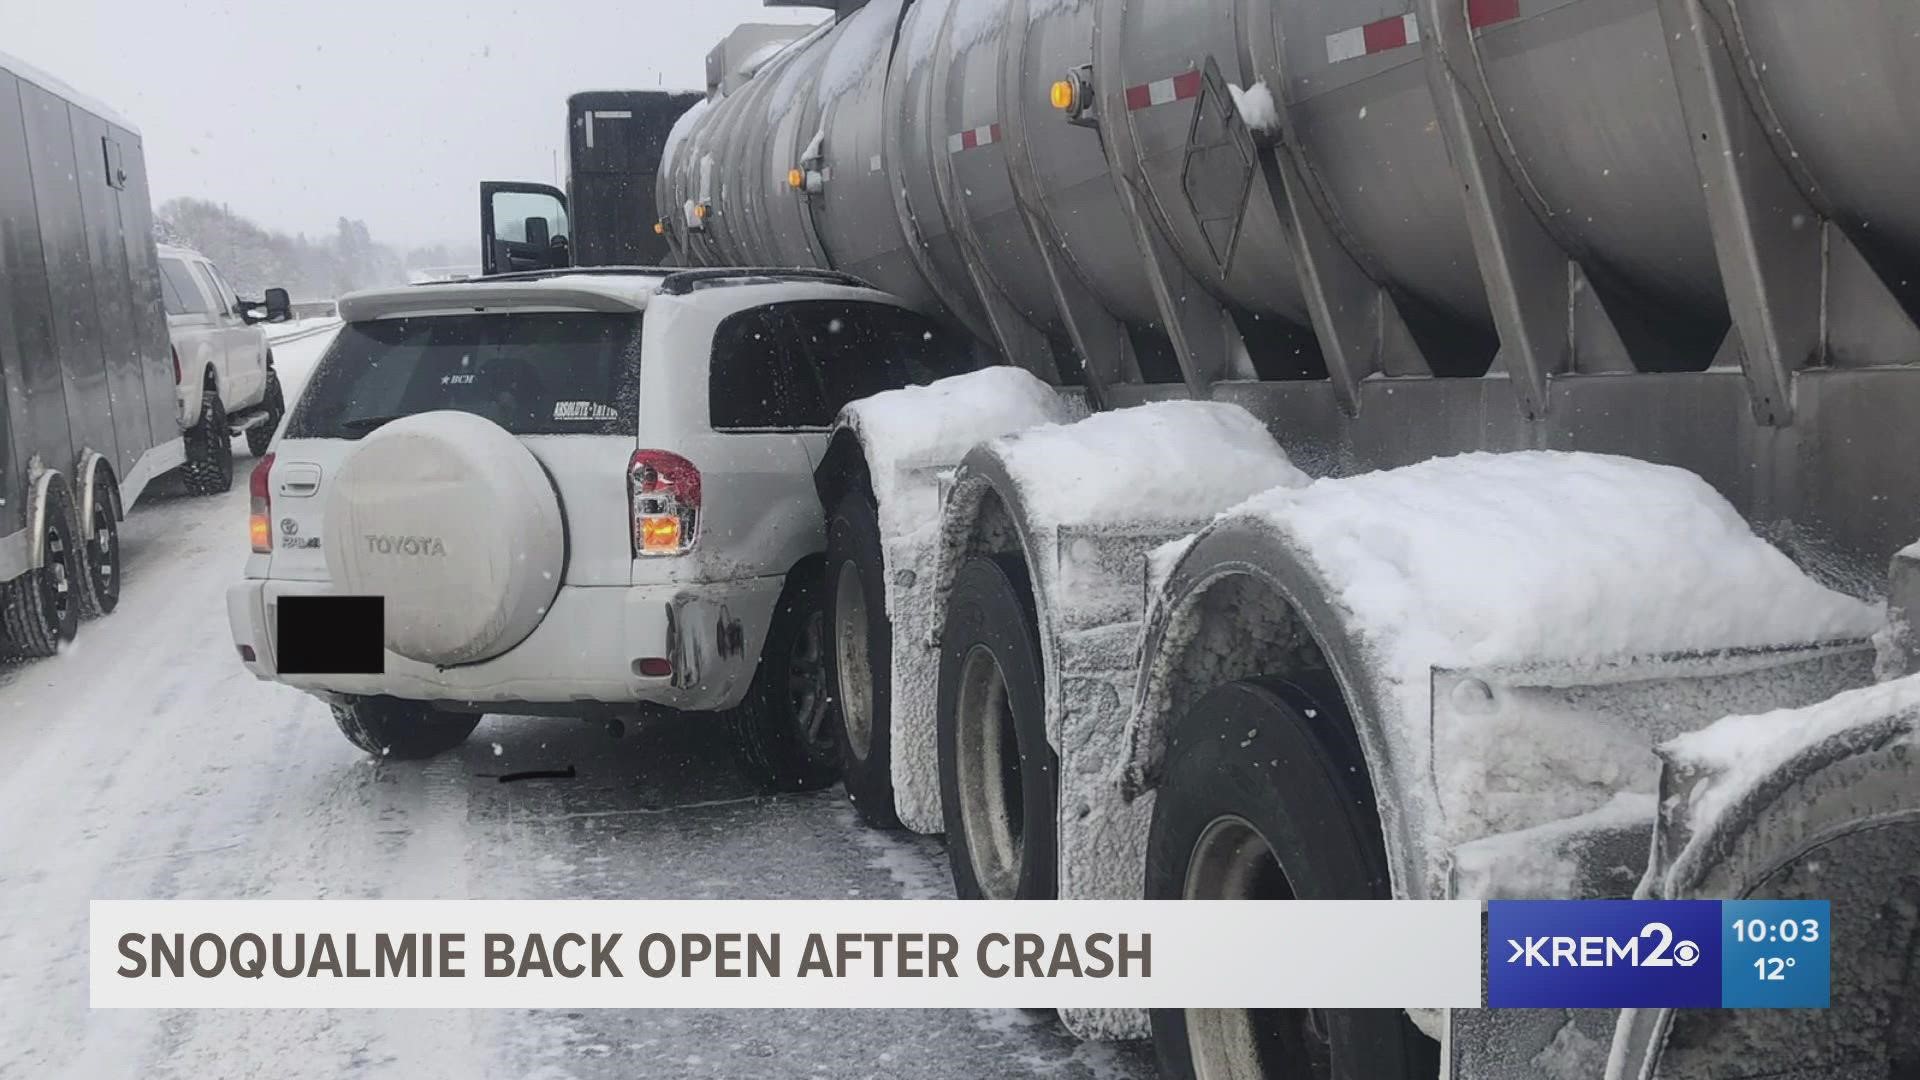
(826, 492, 901, 828)
(181, 388, 233, 495)
(1, 483, 84, 658)
(729, 567, 842, 793)
(330, 696, 481, 760)
(246, 368, 284, 458)
(80, 471, 121, 616)
(937, 554, 1056, 901)
(1147, 677, 1436, 1080)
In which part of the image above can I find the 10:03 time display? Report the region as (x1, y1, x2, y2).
(1731, 917, 1821, 945)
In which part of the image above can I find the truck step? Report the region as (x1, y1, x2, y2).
(226, 408, 275, 435)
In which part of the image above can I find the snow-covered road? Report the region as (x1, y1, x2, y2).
(0, 330, 1150, 1080)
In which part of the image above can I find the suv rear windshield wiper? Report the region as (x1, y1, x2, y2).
(338, 414, 410, 435)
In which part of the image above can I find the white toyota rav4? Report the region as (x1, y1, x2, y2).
(226, 268, 977, 788)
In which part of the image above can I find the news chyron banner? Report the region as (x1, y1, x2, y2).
(90, 899, 1830, 1009)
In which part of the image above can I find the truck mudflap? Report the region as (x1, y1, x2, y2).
(1607, 681, 1920, 1080)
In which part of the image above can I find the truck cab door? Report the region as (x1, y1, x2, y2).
(481, 182, 571, 276)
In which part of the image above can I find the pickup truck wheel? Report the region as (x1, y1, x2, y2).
(245, 368, 284, 458)
(937, 554, 1056, 901)
(330, 696, 481, 760)
(181, 388, 233, 495)
(2, 483, 83, 658)
(80, 472, 121, 616)
(1147, 678, 1436, 1080)
(729, 568, 842, 793)
(826, 492, 901, 828)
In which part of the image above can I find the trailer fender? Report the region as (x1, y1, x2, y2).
(823, 368, 1077, 832)
(1124, 519, 1430, 898)
(77, 451, 121, 529)
(1609, 686, 1920, 1080)
(24, 469, 78, 571)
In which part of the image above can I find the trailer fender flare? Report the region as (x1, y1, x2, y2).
(25, 469, 78, 571)
(1122, 517, 1431, 903)
(77, 451, 122, 530)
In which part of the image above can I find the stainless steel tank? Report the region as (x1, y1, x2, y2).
(658, 0, 1920, 397)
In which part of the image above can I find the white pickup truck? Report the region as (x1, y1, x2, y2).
(156, 244, 291, 493)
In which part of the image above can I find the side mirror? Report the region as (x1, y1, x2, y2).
(524, 216, 550, 249)
(265, 287, 292, 324)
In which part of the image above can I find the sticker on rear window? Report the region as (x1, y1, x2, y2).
(553, 401, 619, 421)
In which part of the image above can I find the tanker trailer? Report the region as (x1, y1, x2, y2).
(659, 1, 1920, 1076)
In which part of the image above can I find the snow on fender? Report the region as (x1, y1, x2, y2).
(323, 411, 565, 667)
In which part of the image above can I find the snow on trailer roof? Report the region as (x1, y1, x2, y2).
(337, 271, 669, 321)
(0, 49, 141, 134)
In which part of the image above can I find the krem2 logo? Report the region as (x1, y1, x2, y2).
(1504, 921, 1701, 968)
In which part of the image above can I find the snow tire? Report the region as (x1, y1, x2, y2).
(2, 481, 83, 659)
(729, 566, 842, 793)
(825, 491, 901, 828)
(1146, 676, 1437, 1080)
(181, 384, 233, 495)
(937, 554, 1056, 902)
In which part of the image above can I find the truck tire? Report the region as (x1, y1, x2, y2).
(2, 482, 83, 658)
(80, 471, 121, 616)
(330, 696, 481, 760)
(1146, 677, 1437, 1080)
(181, 387, 234, 495)
(246, 367, 284, 458)
(937, 554, 1056, 901)
(825, 492, 901, 828)
(729, 567, 842, 792)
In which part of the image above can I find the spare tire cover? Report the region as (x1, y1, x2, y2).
(323, 411, 565, 667)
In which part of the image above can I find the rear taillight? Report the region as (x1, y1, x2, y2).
(171, 345, 181, 385)
(629, 450, 700, 556)
(249, 452, 275, 553)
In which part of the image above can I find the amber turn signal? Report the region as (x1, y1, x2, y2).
(639, 514, 683, 552)
(653, 222, 665, 235)
(1050, 79, 1076, 111)
(788, 168, 805, 190)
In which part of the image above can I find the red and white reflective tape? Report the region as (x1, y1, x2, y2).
(1124, 70, 1204, 112)
(1324, 0, 1521, 64)
(947, 123, 1003, 154)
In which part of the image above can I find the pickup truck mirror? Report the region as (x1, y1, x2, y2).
(264, 288, 292, 323)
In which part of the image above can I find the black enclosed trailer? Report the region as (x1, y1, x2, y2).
(0, 52, 183, 657)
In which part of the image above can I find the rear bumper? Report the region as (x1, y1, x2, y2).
(226, 576, 785, 713)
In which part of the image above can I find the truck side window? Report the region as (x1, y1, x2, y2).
(159, 258, 211, 315)
(708, 306, 831, 430)
(204, 264, 241, 315)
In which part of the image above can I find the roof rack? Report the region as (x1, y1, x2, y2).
(415, 266, 677, 287)
(655, 267, 876, 295)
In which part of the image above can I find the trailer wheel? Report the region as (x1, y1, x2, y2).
(331, 696, 481, 760)
(729, 566, 842, 793)
(2, 482, 84, 658)
(1147, 677, 1436, 1080)
(181, 386, 233, 495)
(246, 367, 284, 458)
(80, 471, 121, 616)
(826, 491, 901, 828)
(937, 554, 1056, 901)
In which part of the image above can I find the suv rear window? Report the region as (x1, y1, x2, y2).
(709, 300, 978, 430)
(288, 312, 643, 439)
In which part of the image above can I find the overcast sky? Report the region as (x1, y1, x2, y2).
(1, 0, 823, 252)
